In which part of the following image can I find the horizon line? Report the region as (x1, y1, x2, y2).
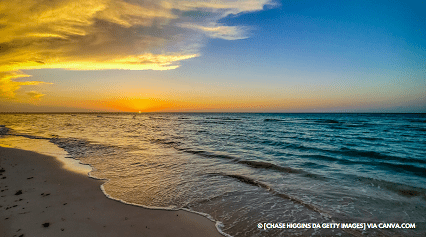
(1, 112, 425, 114)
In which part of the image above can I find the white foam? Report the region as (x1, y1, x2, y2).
(96, 180, 232, 237)
(0, 134, 231, 236)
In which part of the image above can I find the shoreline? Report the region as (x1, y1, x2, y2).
(0, 147, 223, 237)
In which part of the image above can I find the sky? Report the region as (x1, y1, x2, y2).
(0, 0, 425, 112)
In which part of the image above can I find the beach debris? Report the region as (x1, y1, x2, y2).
(15, 190, 22, 195)
(6, 205, 17, 210)
(42, 223, 50, 227)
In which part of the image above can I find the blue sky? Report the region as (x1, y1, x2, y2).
(1, 0, 425, 112)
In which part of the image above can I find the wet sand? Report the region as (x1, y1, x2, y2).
(0, 147, 223, 237)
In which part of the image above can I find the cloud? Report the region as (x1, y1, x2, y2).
(26, 91, 46, 100)
(178, 23, 249, 40)
(1, 53, 198, 71)
(0, 71, 52, 99)
(163, 0, 275, 16)
(0, 0, 274, 101)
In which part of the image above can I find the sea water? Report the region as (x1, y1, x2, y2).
(0, 113, 425, 236)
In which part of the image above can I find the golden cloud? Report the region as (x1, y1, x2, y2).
(26, 91, 46, 100)
(0, 0, 273, 102)
(0, 71, 52, 99)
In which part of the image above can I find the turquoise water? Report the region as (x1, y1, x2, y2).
(1, 113, 425, 236)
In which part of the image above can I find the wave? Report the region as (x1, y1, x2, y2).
(236, 160, 326, 180)
(399, 124, 426, 132)
(349, 175, 426, 199)
(151, 138, 181, 148)
(0, 125, 9, 135)
(412, 127, 426, 132)
(177, 148, 238, 161)
(303, 154, 426, 178)
(223, 174, 271, 190)
(264, 118, 285, 122)
(300, 161, 328, 169)
(96, 176, 232, 237)
(0, 127, 231, 237)
(177, 147, 327, 180)
(358, 136, 384, 141)
(409, 119, 426, 123)
(258, 139, 310, 150)
(258, 139, 426, 166)
(217, 173, 331, 218)
(302, 154, 340, 162)
(236, 160, 302, 174)
(379, 163, 426, 178)
(315, 119, 341, 124)
(337, 147, 426, 165)
(205, 117, 242, 121)
(199, 121, 226, 125)
(191, 193, 228, 205)
(199, 117, 242, 124)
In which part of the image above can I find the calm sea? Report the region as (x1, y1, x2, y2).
(1, 113, 425, 236)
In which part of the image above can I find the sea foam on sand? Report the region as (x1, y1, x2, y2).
(0, 144, 222, 237)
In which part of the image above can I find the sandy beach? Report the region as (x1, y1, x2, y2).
(0, 147, 222, 237)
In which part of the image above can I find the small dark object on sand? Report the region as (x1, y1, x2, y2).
(42, 223, 50, 227)
(15, 190, 22, 195)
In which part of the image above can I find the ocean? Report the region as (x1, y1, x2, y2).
(0, 113, 425, 236)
